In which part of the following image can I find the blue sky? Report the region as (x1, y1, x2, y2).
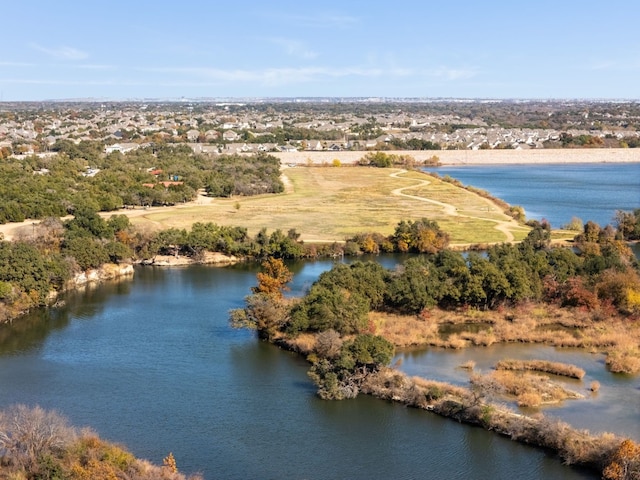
(1, 0, 639, 101)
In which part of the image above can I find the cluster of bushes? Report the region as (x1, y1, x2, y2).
(0, 146, 284, 223)
(202, 152, 283, 197)
(145, 225, 305, 261)
(387, 138, 442, 150)
(0, 404, 200, 480)
(347, 218, 450, 254)
(357, 150, 438, 168)
(614, 209, 640, 241)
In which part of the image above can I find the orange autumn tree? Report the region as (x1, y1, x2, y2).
(252, 257, 293, 299)
(603, 439, 640, 480)
(229, 257, 294, 340)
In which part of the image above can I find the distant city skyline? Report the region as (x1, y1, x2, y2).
(2, 0, 639, 101)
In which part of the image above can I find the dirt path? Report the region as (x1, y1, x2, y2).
(0, 171, 522, 245)
(390, 169, 519, 242)
(390, 170, 457, 215)
(280, 168, 295, 194)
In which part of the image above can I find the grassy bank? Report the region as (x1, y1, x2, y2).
(126, 166, 530, 245)
(283, 323, 637, 478)
(374, 303, 640, 374)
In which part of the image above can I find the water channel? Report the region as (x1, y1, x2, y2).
(2, 162, 639, 478)
(0, 260, 630, 480)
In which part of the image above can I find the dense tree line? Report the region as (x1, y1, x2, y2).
(0, 146, 283, 223)
(233, 216, 639, 398)
(347, 218, 450, 254)
(202, 152, 283, 197)
(388, 138, 441, 150)
(356, 151, 441, 169)
(0, 208, 134, 321)
(348, 222, 637, 316)
(240, 126, 345, 144)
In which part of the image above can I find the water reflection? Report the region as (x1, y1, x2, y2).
(0, 263, 600, 479)
(396, 342, 640, 440)
(0, 276, 135, 356)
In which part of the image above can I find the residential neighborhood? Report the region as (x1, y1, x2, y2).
(1, 99, 639, 159)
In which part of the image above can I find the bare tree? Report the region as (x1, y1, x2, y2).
(0, 404, 77, 470)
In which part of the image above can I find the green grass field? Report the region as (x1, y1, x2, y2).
(129, 166, 531, 245)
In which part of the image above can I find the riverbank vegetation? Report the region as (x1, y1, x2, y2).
(0, 404, 201, 480)
(231, 215, 640, 478)
(0, 209, 451, 323)
(0, 209, 134, 322)
(0, 144, 639, 475)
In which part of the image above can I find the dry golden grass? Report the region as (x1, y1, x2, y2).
(495, 359, 586, 379)
(285, 333, 317, 356)
(517, 391, 544, 408)
(411, 375, 469, 399)
(370, 311, 439, 347)
(485, 370, 584, 406)
(605, 349, 640, 374)
(458, 360, 476, 370)
(126, 166, 529, 245)
(375, 303, 640, 374)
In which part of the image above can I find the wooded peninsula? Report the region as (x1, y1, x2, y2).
(0, 104, 639, 479)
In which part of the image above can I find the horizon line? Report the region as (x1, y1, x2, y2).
(1, 96, 639, 104)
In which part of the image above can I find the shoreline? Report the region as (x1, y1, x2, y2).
(272, 147, 640, 165)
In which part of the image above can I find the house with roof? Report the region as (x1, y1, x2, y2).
(204, 130, 220, 142)
(186, 129, 200, 142)
(223, 130, 239, 142)
(104, 143, 140, 154)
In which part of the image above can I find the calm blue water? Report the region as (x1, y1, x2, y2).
(425, 163, 640, 228)
(0, 263, 597, 480)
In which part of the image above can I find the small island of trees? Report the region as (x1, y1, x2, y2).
(230, 216, 640, 479)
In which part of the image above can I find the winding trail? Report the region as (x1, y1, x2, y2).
(0, 169, 524, 245)
(390, 169, 521, 243)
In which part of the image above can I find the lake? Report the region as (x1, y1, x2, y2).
(0, 263, 599, 480)
(425, 162, 640, 228)
(1, 162, 638, 479)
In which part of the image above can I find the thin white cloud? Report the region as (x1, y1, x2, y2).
(0, 63, 478, 91)
(135, 64, 478, 87)
(138, 65, 408, 85)
(258, 11, 358, 29)
(0, 78, 150, 87)
(267, 38, 318, 59)
(428, 67, 479, 80)
(29, 43, 89, 60)
(76, 64, 117, 71)
(0, 61, 36, 67)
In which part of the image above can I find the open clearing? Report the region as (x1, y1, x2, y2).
(114, 166, 530, 245)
